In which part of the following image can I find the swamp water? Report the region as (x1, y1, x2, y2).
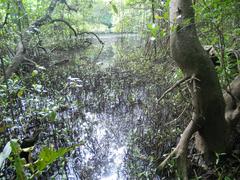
(1, 34, 172, 179)
(54, 34, 147, 179)
(59, 34, 144, 180)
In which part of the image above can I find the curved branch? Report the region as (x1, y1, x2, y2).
(94, 43, 104, 61)
(78, 32, 104, 45)
(27, 0, 59, 34)
(157, 76, 191, 102)
(50, 19, 77, 37)
(3, 0, 60, 80)
(157, 120, 199, 180)
(64, 0, 77, 12)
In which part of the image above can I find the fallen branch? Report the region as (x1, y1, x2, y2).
(24, 57, 39, 67)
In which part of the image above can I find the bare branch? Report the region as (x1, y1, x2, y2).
(27, 0, 59, 34)
(78, 32, 104, 45)
(164, 105, 188, 126)
(50, 19, 77, 37)
(157, 120, 199, 179)
(64, 0, 77, 12)
(158, 76, 191, 102)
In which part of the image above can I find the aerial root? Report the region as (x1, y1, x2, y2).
(158, 76, 191, 102)
(157, 120, 199, 180)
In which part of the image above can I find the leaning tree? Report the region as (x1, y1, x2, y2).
(1, 0, 77, 80)
(158, 0, 240, 179)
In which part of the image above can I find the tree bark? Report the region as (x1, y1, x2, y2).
(158, 0, 240, 179)
(170, 0, 228, 153)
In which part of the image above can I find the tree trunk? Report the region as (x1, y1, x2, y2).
(158, 0, 240, 179)
(170, 0, 228, 156)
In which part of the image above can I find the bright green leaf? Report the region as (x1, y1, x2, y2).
(35, 144, 83, 172)
(17, 88, 25, 98)
(32, 70, 38, 77)
(111, 3, 118, 14)
(48, 111, 57, 121)
(10, 140, 26, 180)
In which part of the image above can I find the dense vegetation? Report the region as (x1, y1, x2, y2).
(0, 0, 239, 179)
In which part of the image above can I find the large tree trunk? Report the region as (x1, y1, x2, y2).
(170, 0, 228, 153)
(158, 0, 240, 179)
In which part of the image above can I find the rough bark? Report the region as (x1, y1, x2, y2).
(224, 76, 240, 150)
(158, 0, 240, 179)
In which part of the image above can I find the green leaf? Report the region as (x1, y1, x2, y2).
(32, 70, 38, 77)
(0, 141, 12, 169)
(155, 15, 163, 20)
(147, 23, 153, 30)
(10, 140, 26, 180)
(138, 172, 145, 177)
(111, 3, 118, 14)
(224, 177, 232, 180)
(35, 144, 83, 172)
(14, 157, 26, 180)
(48, 111, 57, 121)
(17, 87, 25, 98)
(147, 23, 159, 37)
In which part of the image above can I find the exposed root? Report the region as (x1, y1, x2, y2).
(164, 105, 188, 126)
(158, 74, 202, 179)
(157, 119, 200, 180)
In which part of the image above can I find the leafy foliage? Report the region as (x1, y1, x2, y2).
(0, 139, 82, 179)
